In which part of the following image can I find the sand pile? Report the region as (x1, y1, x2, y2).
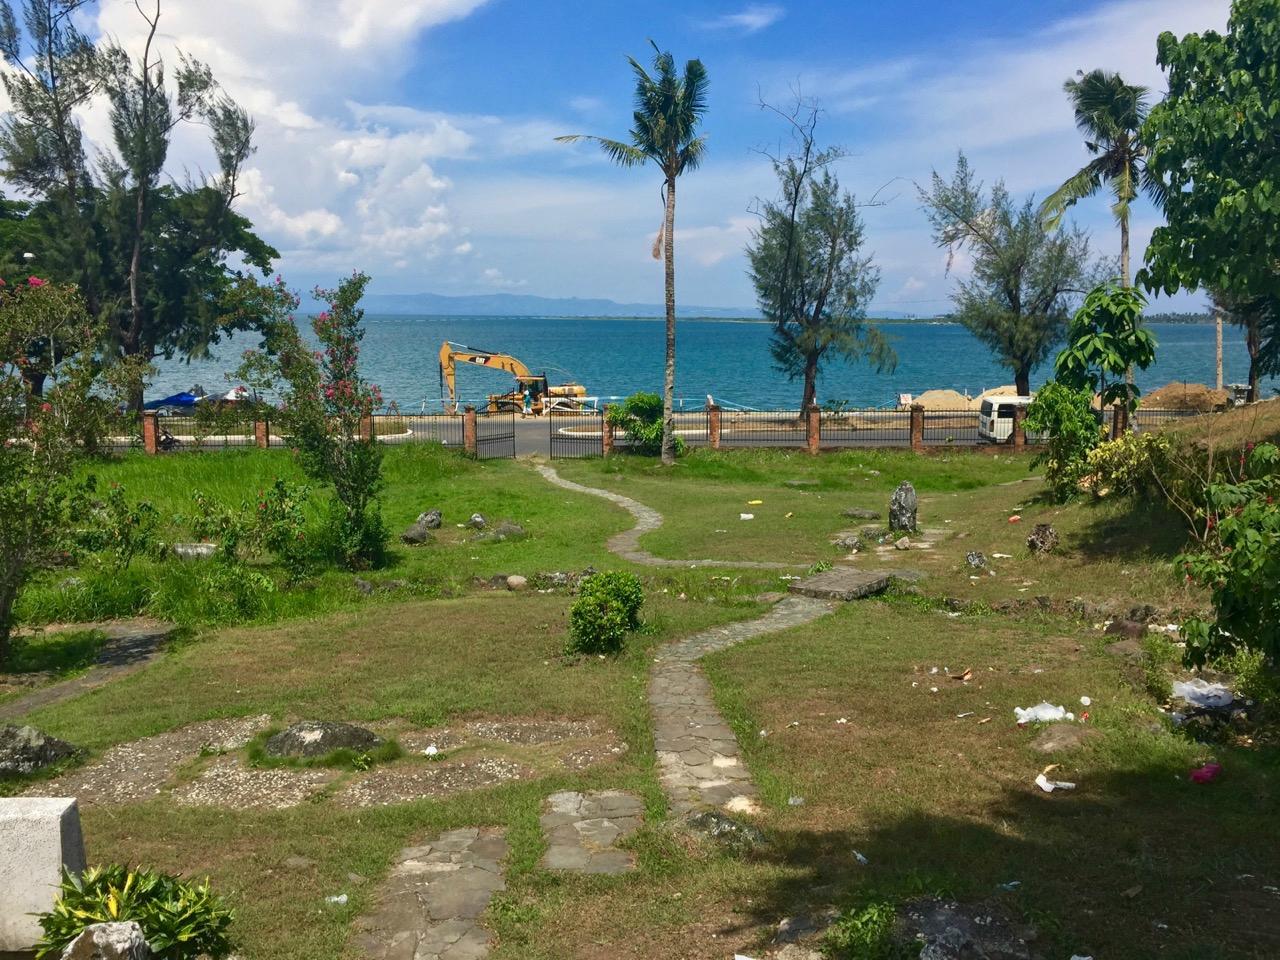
(1143, 382, 1229, 412)
(970, 385, 1020, 409)
(911, 388, 972, 411)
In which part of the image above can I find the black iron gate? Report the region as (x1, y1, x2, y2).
(476, 411, 516, 459)
(550, 411, 604, 458)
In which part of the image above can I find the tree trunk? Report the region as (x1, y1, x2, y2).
(0, 575, 17, 671)
(801, 353, 819, 412)
(1246, 316, 1261, 402)
(660, 175, 677, 466)
(1215, 309, 1224, 391)
(1015, 367, 1031, 397)
(1120, 211, 1135, 386)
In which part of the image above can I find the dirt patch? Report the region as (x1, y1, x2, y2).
(28, 715, 271, 805)
(337, 755, 535, 808)
(561, 738, 630, 771)
(173, 754, 338, 810)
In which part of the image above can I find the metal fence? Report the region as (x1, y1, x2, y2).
(818, 409, 913, 447)
(717, 409, 811, 448)
(1132, 407, 1203, 432)
(550, 411, 604, 459)
(476, 411, 516, 460)
(154, 413, 256, 451)
(921, 410, 983, 446)
(373, 413, 464, 449)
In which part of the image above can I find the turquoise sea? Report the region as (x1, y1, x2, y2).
(147, 316, 1261, 410)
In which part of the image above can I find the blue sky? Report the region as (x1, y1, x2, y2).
(70, 0, 1231, 312)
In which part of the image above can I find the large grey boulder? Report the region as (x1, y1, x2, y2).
(60, 922, 152, 959)
(0, 724, 79, 775)
(263, 721, 383, 759)
(472, 521, 526, 544)
(400, 513, 437, 545)
(889, 481, 918, 532)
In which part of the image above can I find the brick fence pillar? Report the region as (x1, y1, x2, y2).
(1012, 405, 1027, 450)
(910, 404, 925, 453)
(805, 404, 821, 456)
(254, 418, 269, 449)
(601, 405, 615, 456)
(141, 412, 159, 455)
(707, 404, 722, 450)
(359, 412, 374, 442)
(462, 405, 478, 457)
(1110, 403, 1129, 439)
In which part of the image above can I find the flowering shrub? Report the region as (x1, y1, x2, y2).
(0, 278, 141, 667)
(237, 272, 387, 569)
(1178, 442, 1280, 666)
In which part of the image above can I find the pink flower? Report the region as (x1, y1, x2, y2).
(27, 276, 46, 287)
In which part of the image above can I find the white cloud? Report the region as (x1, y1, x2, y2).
(482, 267, 527, 288)
(701, 4, 786, 34)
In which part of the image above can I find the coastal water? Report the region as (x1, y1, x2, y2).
(149, 316, 1260, 410)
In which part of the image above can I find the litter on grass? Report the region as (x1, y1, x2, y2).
(1189, 762, 1223, 784)
(1015, 702, 1076, 724)
(1035, 765, 1076, 793)
(747, 499, 763, 505)
(788, 796, 805, 806)
(1172, 679, 1234, 709)
(854, 850, 869, 865)
(1009, 515, 1022, 523)
(740, 513, 755, 521)
(422, 745, 439, 757)
(326, 894, 349, 905)
(1080, 696, 1092, 706)
(956, 712, 975, 719)
(993, 552, 1013, 559)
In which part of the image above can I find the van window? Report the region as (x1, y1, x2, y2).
(996, 404, 1015, 419)
(980, 400, 993, 416)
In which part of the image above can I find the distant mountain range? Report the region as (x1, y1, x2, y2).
(344, 291, 762, 319)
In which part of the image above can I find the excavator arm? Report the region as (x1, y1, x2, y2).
(439, 341, 536, 410)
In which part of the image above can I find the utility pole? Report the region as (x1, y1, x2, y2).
(1215, 307, 1224, 390)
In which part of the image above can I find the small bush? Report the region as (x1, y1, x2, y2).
(1085, 431, 1171, 499)
(76, 481, 161, 572)
(36, 865, 234, 960)
(825, 901, 918, 959)
(606, 392, 686, 457)
(1024, 383, 1105, 502)
(567, 571, 645, 654)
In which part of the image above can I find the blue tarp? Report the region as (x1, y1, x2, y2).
(143, 392, 201, 410)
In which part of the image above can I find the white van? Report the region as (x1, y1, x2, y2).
(978, 395, 1035, 442)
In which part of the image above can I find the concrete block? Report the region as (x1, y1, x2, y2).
(0, 798, 86, 952)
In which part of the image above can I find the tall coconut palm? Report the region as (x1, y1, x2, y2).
(557, 42, 707, 465)
(1040, 69, 1158, 287)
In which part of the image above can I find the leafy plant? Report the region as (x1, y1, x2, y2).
(251, 477, 312, 579)
(35, 865, 234, 959)
(1085, 431, 1171, 499)
(607, 392, 685, 457)
(152, 563, 275, 625)
(78, 482, 161, 572)
(1024, 383, 1105, 502)
(567, 571, 645, 654)
(1178, 442, 1280, 666)
(188, 491, 250, 563)
(824, 901, 918, 959)
(1055, 281, 1157, 410)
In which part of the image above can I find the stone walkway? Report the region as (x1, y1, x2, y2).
(0, 619, 176, 721)
(539, 790, 644, 875)
(651, 596, 835, 814)
(353, 827, 508, 960)
(534, 464, 803, 570)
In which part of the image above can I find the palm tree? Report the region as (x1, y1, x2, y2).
(557, 42, 707, 465)
(1040, 69, 1158, 287)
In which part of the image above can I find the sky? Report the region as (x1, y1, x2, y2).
(49, 0, 1236, 311)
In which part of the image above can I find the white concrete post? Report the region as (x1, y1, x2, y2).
(0, 797, 86, 952)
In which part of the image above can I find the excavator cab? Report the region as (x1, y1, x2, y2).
(439, 341, 585, 415)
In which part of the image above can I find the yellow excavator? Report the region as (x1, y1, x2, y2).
(438, 341, 588, 414)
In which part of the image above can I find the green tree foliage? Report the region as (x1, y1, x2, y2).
(921, 154, 1093, 395)
(748, 104, 893, 411)
(240, 274, 388, 570)
(0, 278, 141, 666)
(1141, 0, 1280, 397)
(0, 0, 277, 404)
(606, 391, 683, 457)
(1179, 442, 1280, 666)
(1024, 382, 1106, 502)
(567, 571, 645, 655)
(1055, 281, 1157, 409)
(1041, 70, 1159, 287)
(557, 42, 707, 466)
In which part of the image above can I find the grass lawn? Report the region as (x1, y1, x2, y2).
(505, 600, 1277, 960)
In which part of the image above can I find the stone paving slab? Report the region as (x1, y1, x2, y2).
(539, 790, 644, 874)
(787, 567, 894, 601)
(353, 827, 507, 960)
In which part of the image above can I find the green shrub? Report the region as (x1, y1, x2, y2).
(77, 481, 161, 572)
(1085, 431, 1171, 499)
(36, 865, 233, 959)
(1179, 442, 1280, 666)
(824, 901, 918, 959)
(1024, 383, 1105, 502)
(251, 477, 313, 579)
(152, 563, 276, 625)
(606, 392, 686, 457)
(567, 571, 645, 654)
